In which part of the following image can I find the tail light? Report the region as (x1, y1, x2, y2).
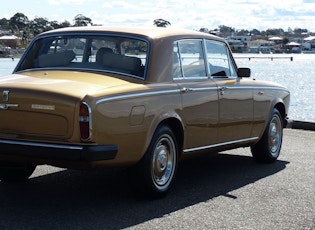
(79, 102, 91, 141)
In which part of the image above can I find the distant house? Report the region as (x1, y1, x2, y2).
(286, 42, 301, 53)
(248, 39, 274, 53)
(268, 36, 283, 44)
(226, 35, 251, 52)
(302, 36, 315, 51)
(0, 35, 20, 49)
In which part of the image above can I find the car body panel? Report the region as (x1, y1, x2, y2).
(214, 78, 254, 142)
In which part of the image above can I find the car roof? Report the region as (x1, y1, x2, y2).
(39, 26, 223, 41)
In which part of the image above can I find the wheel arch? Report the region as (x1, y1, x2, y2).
(145, 113, 184, 158)
(274, 102, 286, 125)
(158, 118, 184, 156)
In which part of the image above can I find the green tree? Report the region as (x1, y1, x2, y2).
(249, 28, 261, 36)
(153, 19, 171, 27)
(30, 17, 51, 36)
(73, 14, 92, 26)
(266, 28, 284, 36)
(49, 20, 62, 30)
(236, 29, 249, 36)
(293, 28, 308, 35)
(9, 13, 29, 32)
(60, 20, 71, 28)
(0, 18, 10, 30)
(218, 25, 235, 36)
(282, 37, 289, 45)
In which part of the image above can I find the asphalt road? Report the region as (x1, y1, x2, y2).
(0, 128, 314, 230)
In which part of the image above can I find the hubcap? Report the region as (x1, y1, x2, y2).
(269, 115, 282, 156)
(152, 134, 176, 189)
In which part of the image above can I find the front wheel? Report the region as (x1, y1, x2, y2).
(0, 162, 36, 183)
(132, 125, 179, 199)
(251, 108, 284, 163)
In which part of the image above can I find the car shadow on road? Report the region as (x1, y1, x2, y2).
(0, 151, 289, 229)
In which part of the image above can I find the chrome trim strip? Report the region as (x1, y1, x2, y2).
(251, 86, 288, 91)
(0, 103, 19, 110)
(96, 85, 286, 104)
(173, 76, 209, 80)
(191, 87, 217, 92)
(96, 89, 180, 104)
(213, 85, 287, 91)
(0, 139, 83, 150)
(183, 137, 259, 153)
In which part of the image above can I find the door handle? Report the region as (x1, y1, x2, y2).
(218, 86, 227, 95)
(180, 88, 193, 93)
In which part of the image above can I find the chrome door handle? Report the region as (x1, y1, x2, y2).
(218, 86, 227, 95)
(180, 88, 193, 93)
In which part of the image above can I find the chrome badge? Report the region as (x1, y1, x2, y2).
(2, 90, 9, 102)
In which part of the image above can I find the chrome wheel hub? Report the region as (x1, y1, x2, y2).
(269, 115, 282, 156)
(152, 135, 176, 189)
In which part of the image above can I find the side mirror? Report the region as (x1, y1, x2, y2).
(237, 68, 251, 78)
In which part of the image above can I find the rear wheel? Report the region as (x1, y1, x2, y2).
(132, 125, 179, 199)
(251, 108, 283, 163)
(0, 162, 36, 183)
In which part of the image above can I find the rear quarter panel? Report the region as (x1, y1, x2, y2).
(89, 83, 182, 166)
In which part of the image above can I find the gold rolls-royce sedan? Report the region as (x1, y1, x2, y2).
(0, 27, 290, 198)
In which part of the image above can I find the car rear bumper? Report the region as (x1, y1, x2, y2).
(0, 139, 117, 161)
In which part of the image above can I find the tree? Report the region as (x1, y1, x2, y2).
(218, 25, 235, 36)
(293, 28, 308, 35)
(0, 18, 10, 30)
(58, 20, 71, 28)
(282, 37, 289, 45)
(199, 28, 209, 33)
(153, 19, 171, 27)
(249, 29, 261, 36)
(73, 14, 92, 26)
(266, 28, 284, 36)
(29, 17, 50, 36)
(236, 29, 249, 36)
(9, 13, 29, 32)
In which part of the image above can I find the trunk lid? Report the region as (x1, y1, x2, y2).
(0, 70, 129, 141)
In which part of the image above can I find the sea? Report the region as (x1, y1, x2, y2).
(0, 54, 315, 121)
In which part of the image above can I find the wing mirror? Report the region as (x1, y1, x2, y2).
(237, 68, 251, 78)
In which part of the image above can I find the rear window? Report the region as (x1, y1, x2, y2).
(16, 34, 149, 79)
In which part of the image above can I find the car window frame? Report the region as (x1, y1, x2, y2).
(14, 32, 150, 80)
(204, 39, 238, 79)
(173, 39, 208, 80)
(173, 38, 238, 81)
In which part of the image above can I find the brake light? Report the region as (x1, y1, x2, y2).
(79, 102, 91, 141)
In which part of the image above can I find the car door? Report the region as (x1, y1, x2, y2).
(204, 40, 254, 143)
(174, 40, 219, 152)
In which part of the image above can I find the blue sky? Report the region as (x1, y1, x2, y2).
(1, 0, 315, 31)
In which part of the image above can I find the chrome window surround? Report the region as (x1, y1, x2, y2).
(14, 32, 150, 81)
(173, 38, 238, 81)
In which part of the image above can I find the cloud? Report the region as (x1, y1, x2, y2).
(48, 0, 85, 5)
(0, 0, 314, 31)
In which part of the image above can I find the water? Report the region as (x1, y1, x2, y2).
(0, 58, 18, 75)
(1, 54, 315, 121)
(234, 53, 315, 121)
